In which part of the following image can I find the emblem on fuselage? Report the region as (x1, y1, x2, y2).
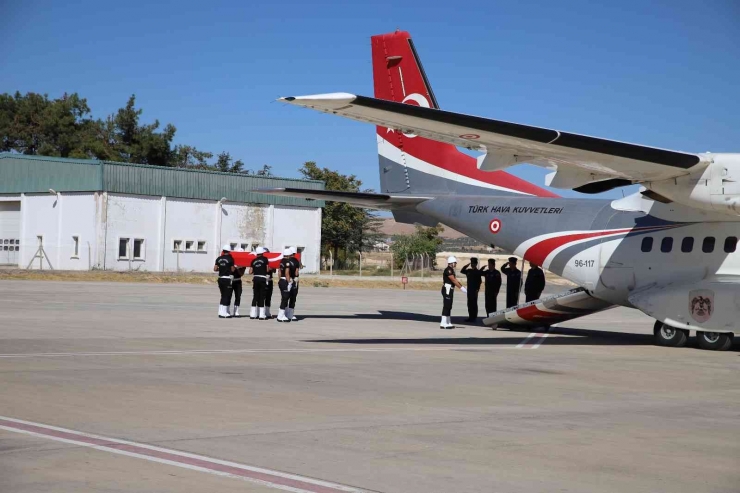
(489, 218, 501, 234)
(689, 290, 714, 323)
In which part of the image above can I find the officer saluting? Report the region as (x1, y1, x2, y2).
(461, 257, 483, 322)
(440, 256, 467, 329)
(501, 257, 523, 308)
(248, 247, 269, 321)
(277, 248, 295, 322)
(524, 261, 546, 302)
(214, 245, 236, 318)
(481, 258, 502, 316)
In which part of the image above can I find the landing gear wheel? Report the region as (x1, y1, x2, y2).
(696, 331, 733, 351)
(653, 321, 688, 347)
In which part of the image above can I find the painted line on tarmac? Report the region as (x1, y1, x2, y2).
(0, 416, 368, 493)
(0, 346, 515, 359)
(516, 333, 548, 349)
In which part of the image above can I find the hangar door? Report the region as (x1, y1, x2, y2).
(0, 202, 21, 265)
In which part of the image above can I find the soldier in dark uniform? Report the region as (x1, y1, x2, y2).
(481, 258, 502, 316)
(248, 247, 269, 320)
(231, 247, 246, 317)
(461, 258, 483, 322)
(524, 262, 546, 302)
(286, 247, 301, 321)
(440, 256, 466, 329)
(277, 248, 295, 322)
(264, 248, 274, 318)
(213, 244, 236, 318)
(501, 257, 522, 308)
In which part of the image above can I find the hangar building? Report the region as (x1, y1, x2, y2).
(0, 153, 324, 273)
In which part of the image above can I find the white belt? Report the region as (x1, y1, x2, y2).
(232, 277, 242, 282)
(253, 275, 269, 279)
(219, 276, 232, 279)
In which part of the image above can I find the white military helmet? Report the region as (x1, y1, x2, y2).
(283, 248, 292, 256)
(255, 246, 265, 254)
(222, 244, 232, 252)
(447, 256, 458, 264)
(233, 247, 244, 252)
(290, 247, 298, 255)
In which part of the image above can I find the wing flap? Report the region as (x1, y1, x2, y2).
(280, 93, 705, 184)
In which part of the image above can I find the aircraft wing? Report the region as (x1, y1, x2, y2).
(279, 93, 707, 192)
(255, 187, 431, 209)
(484, 288, 614, 329)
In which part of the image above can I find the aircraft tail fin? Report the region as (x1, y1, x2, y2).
(371, 31, 557, 198)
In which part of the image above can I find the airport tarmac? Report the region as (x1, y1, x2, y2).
(0, 280, 738, 493)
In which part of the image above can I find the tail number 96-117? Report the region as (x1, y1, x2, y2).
(574, 259, 596, 268)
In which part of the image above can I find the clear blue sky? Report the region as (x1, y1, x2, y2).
(2, 0, 738, 199)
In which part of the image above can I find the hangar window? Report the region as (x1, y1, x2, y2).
(681, 237, 694, 253)
(249, 243, 259, 252)
(660, 237, 673, 253)
(72, 236, 79, 258)
(640, 237, 653, 252)
(724, 236, 737, 253)
(133, 239, 145, 260)
(229, 242, 238, 251)
(197, 241, 207, 252)
(173, 239, 182, 252)
(118, 238, 130, 259)
(702, 237, 715, 253)
(185, 240, 194, 252)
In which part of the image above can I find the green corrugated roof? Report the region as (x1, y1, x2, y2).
(0, 153, 324, 207)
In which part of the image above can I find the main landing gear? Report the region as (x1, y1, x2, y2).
(653, 321, 734, 351)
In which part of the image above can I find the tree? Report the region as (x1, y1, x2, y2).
(214, 151, 245, 173)
(299, 161, 381, 266)
(0, 91, 255, 172)
(390, 224, 444, 269)
(172, 145, 213, 169)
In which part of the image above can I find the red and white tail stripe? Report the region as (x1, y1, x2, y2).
(371, 31, 557, 198)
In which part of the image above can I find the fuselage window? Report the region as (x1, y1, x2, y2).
(703, 237, 715, 253)
(660, 237, 673, 253)
(641, 237, 653, 252)
(724, 236, 737, 253)
(681, 237, 694, 253)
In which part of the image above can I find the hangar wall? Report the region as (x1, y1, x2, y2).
(0, 153, 325, 273)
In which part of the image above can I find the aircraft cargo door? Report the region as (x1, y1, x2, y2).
(0, 201, 21, 266)
(597, 213, 635, 304)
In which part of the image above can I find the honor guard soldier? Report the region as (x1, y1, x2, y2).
(481, 258, 502, 316)
(277, 248, 295, 322)
(524, 262, 546, 302)
(248, 247, 269, 320)
(264, 248, 274, 318)
(286, 247, 301, 320)
(231, 247, 246, 317)
(440, 256, 466, 329)
(214, 245, 236, 318)
(461, 257, 483, 322)
(501, 257, 523, 308)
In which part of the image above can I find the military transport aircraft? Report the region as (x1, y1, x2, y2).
(261, 30, 739, 351)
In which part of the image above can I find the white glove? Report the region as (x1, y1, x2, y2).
(461, 287, 468, 294)
(287, 282, 293, 291)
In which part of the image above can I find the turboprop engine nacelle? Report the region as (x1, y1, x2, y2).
(648, 154, 740, 216)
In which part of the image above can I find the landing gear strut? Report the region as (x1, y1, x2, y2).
(653, 321, 688, 348)
(696, 331, 734, 351)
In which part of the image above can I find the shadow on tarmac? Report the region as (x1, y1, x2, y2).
(300, 311, 660, 346)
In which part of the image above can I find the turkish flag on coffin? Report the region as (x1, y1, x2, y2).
(226, 251, 301, 269)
